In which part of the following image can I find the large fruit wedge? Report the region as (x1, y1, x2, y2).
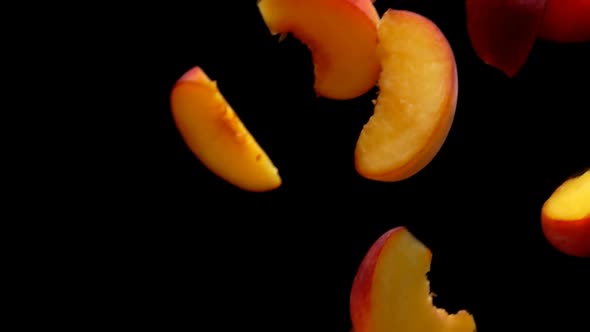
(355, 9, 458, 182)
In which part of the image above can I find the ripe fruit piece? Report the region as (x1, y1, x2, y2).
(170, 66, 281, 192)
(257, 0, 381, 100)
(465, 0, 547, 77)
(355, 9, 458, 182)
(539, 0, 590, 43)
(541, 169, 590, 258)
(350, 226, 476, 332)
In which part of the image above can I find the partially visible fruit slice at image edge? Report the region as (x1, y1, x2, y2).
(465, 0, 547, 77)
(541, 169, 590, 258)
(351, 226, 477, 332)
(257, 0, 381, 100)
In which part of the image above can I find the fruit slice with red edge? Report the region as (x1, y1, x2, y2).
(465, 0, 547, 77)
(257, 0, 381, 100)
(355, 9, 458, 182)
(541, 169, 590, 258)
(350, 226, 477, 332)
(539, 0, 590, 43)
(170, 66, 281, 192)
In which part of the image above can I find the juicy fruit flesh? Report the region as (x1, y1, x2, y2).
(171, 69, 281, 192)
(544, 171, 590, 220)
(258, 0, 379, 99)
(356, 10, 456, 177)
(371, 228, 475, 332)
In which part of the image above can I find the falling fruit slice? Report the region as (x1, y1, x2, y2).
(257, 0, 381, 100)
(355, 9, 458, 182)
(350, 226, 477, 332)
(541, 169, 590, 258)
(538, 0, 590, 43)
(465, 0, 548, 77)
(170, 66, 281, 192)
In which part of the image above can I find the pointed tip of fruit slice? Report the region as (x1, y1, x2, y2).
(543, 170, 590, 221)
(177, 66, 207, 83)
(465, 0, 548, 77)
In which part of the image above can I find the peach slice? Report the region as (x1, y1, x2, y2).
(539, 0, 590, 43)
(541, 169, 590, 258)
(170, 66, 281, 192)
(350, 226, 476, 332)
(257, 0, 381, 100)
(355, 10, 458, 182)
(465, 0, 547, 77)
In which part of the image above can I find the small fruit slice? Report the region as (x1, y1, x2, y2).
(350, 226, 476, 332)
(465, 0, 547, 77)
(541, 169, 590, 258)
(257, 0, 381, 100)
(355, 9, 458, 182)
(539, 0, 590, 43)
(170, 66, 281, 192)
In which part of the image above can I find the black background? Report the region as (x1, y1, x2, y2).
(104, 0, 590, 331)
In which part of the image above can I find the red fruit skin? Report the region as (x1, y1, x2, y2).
(466, 0, 547, 77)
(541, 212, 590, 258)
(539, 0, 590, 43)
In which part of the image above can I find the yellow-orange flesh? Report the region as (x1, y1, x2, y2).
(355, 9, 457, 181)
(371, 229, 476, 332)
(544, 170, 590, 220)
(170, 67, 281, 192)
(257, 0, 380, 100)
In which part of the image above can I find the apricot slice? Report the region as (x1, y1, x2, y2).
(350, 226, 477, 332)
(541, 169, 590, 258)
(170, 66, 281, 192)
(465, 0, 547, 77)
(257, 0, 381, 100)
(539, 0, 590, 43)
(355, 9, 458, 182)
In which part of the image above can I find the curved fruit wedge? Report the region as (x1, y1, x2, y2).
(350, 226, 477, 332)
(170, 66, 281, 192)
(355, 9, 458, 182)
(541, 169, 590, 258)
(257, 0, 381, 100)
(465, 0, 547, 77)
(539, 0, 590, 43)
